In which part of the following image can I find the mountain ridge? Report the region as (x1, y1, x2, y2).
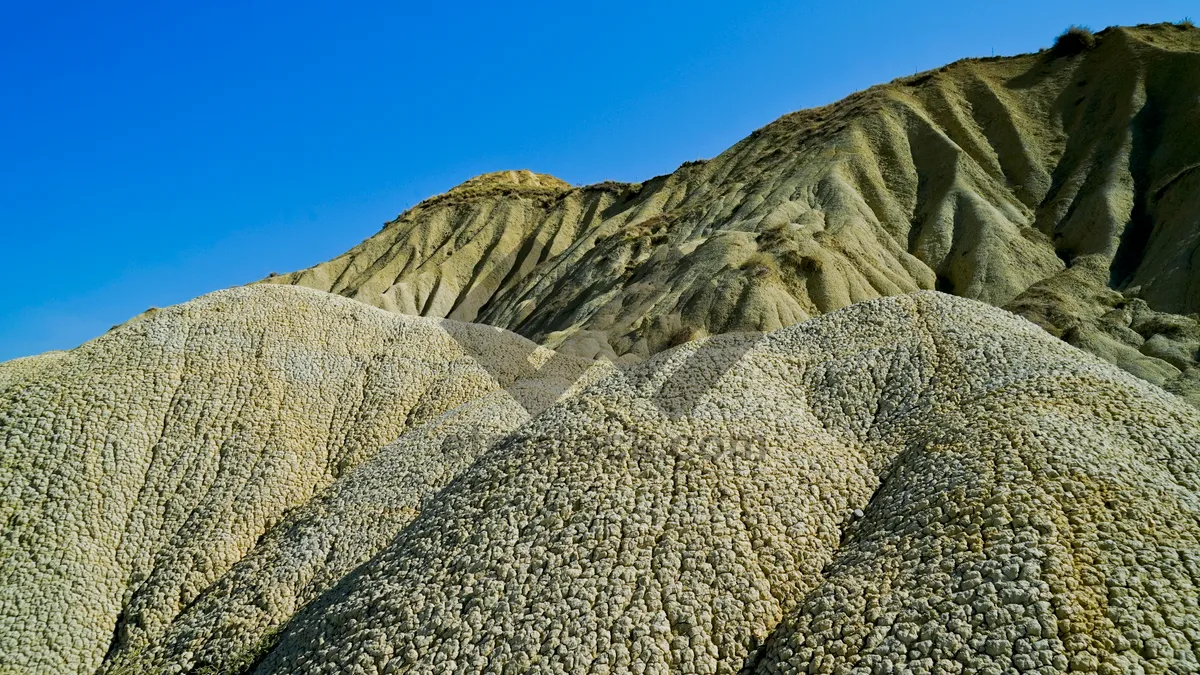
(264, 22, 1200, 405)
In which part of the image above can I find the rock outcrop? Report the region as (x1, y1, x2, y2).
(268, 23, 1200, 404)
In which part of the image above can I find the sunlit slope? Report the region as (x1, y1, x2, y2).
(203, 294, 1200, 673)
(269, 23, 1200, 404)
(4, 288, 1198, 673)
(0, 285, 597, 674)
(4, 21, 1200, 675)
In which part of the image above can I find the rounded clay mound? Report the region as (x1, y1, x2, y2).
(2, 288, 1198, 673)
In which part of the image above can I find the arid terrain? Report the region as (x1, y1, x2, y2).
(2, 22, 1199, 675)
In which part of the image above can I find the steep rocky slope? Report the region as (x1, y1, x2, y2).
(268, 23, 1200, 405)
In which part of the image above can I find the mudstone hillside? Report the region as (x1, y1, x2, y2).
(2, 22, 1199, 675)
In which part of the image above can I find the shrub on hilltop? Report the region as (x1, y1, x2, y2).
(1052, 25, 1098, 56)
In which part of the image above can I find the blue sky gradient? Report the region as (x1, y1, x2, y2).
(1, 1, 1194, 360)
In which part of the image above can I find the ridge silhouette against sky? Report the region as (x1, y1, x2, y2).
(0, 1, 1193, 361)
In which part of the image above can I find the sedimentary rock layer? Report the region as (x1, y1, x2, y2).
(269, 23, 1200, 405)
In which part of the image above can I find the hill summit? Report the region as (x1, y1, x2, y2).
(267, 23, 1200, 406)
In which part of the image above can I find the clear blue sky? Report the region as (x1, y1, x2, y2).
(1, 1, 1193, 361)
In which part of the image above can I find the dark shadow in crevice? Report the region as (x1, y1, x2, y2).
(1110, 97, 1162, 290)
(1055, 245, 1076, 267)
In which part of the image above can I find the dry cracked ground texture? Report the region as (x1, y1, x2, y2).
(3, 287, 1199, 674)
(1, 20, 1200, 675)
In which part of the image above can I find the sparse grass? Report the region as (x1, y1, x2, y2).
(739, 252, 778, 279)
(586, 180, 638, 195)
(102, 647, 150, 675)
(758, 220, 794, 248)
(1052, 25, 1098, 56)
(798, 255, 824, 275)
(419, 181, 567, 210)
(217, 623, 285, 675)
(1181, 17, 1195, 29)
(620, 214, 670, 242)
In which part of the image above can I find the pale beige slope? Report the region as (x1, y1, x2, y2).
(267, 23, 1200, 400)
(0, 284, 594, 674)
(103, 361, 609, 675)
(6, 290, 1200, 674)
(251, 292, 1200, 674)
(6, 21, 1200, 675)
(267, 170, 630, 328)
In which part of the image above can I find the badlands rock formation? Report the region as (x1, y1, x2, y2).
(269, 23, 1200, 405)
(2, 21, 1200, 675)
(3, 287, 1199, 674)
(0, 285, 600, 673)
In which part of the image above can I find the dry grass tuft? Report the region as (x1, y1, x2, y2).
(1052, 25, 1098, 56)
(740, 252, 778, 279)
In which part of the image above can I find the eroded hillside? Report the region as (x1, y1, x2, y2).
(3, 288, 1199, 674)
(268, 23, 1200, 406)
(3, 21, 1200, 675)
(0, 285, 601, 673)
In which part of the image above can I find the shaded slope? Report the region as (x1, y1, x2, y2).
(268, 170, 630, 330)
(267, 23, 1200, 402)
